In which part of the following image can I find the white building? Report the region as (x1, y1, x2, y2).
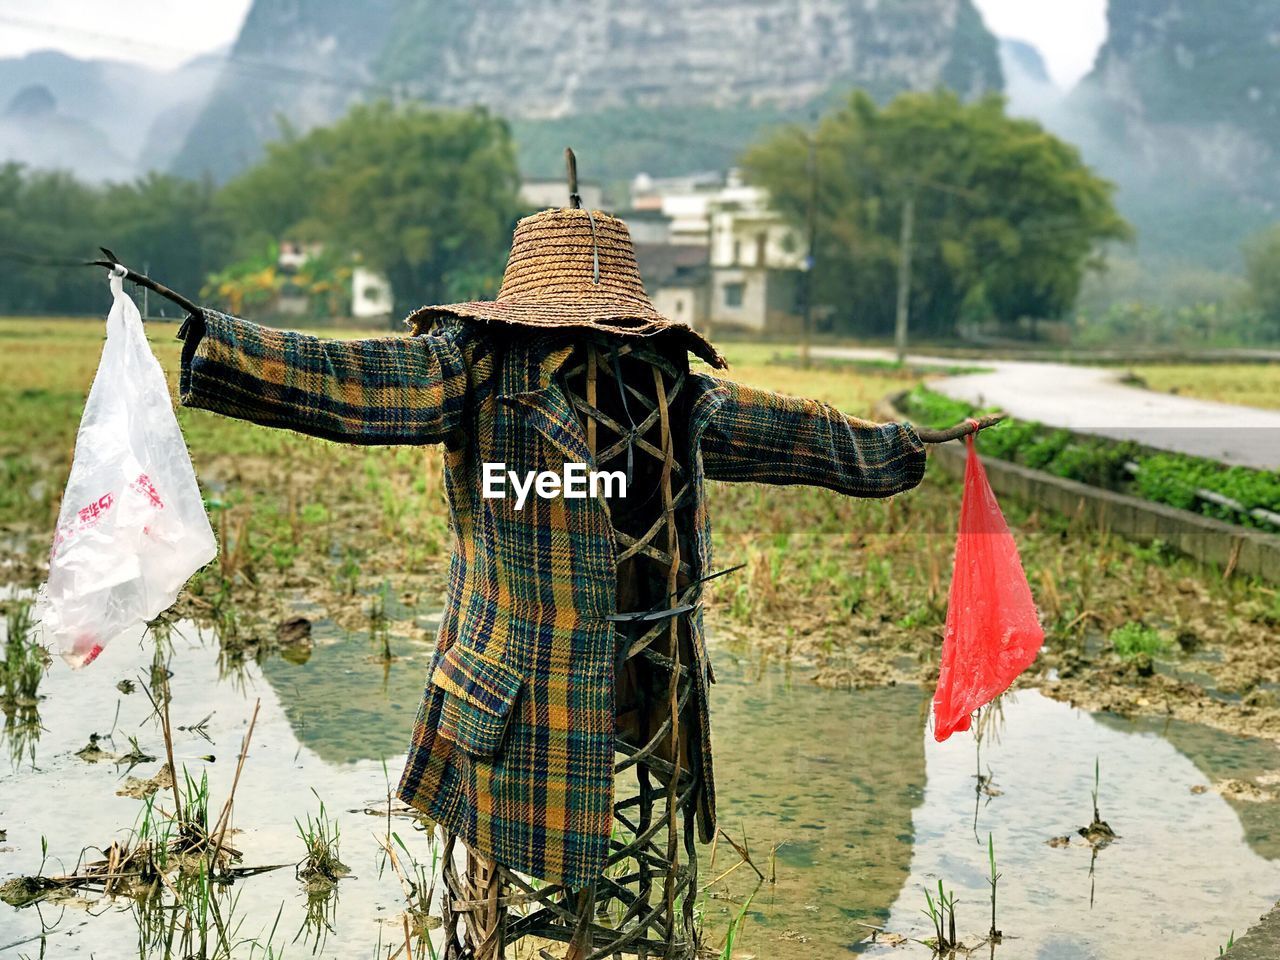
(706, 180, 806, 334)
(275, 242, 393, 321)
(627, 171, 807, 334)
(620, 208, 674, 246)
(352, 266, 394, 319)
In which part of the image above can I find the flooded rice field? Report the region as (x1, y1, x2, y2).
(3, 603, 1280, 958)
(712, 658, 1280, 958)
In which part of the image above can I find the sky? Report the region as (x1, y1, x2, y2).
(0, 2, 253, 71)
(972, 0, 1110, 87)
(0, 0, 1109, 89)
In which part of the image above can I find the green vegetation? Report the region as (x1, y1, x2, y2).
(987, 834, 1002, 942)
(0, 165, 230, 317)
(295, 793, 348, 890)
(1, 658, 289, 956)
(3, 316, 1280, 954)
(1129, 365, 1280, 411)
(1245, 224, 1280, 342)
(4, 317, 1279, 828)
(1, 599, 44, 769)
(204, 242, 353, 320)
(1, 600, 43, 710)
(1073, 300, 1266, 350)
(219, 102, 522, 319)
(7, 317, 1273, 676)
(1109, 622, 1168, 659)
(1132, 455, 1280, 526)
(718, 882, 761, 960)
(0, 101, 521, 322)
(899, 385, 1280, 531)
(1071, 219, 1280, 349)
(743, 90, 1131, 339)
(376, 827, 438, 949)
(1077, 757, 1117, 849)
(922, 878, 959, 952)
(4, 79, 1277, 350)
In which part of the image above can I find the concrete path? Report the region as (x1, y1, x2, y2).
(814, 347, 1280, 471)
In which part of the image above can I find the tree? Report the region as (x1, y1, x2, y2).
(1244, 224, 1280, 341)
(0, 164, 233, 318)
(99, 173, 234, 318)
(0, 164, 103, 315)
(742, 91, 1132, 338)
(219, 102, 522, 321)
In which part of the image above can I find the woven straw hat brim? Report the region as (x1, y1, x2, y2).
(407, 300, 725, 369)
(406, 208, 727, 369)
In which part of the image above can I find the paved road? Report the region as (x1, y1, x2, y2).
(814, 347, 1280, 471)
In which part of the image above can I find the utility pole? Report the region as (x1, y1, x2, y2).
(801, 124, 818, 369)
(703, 203, 715, 340)
(894, 192, 915, 365)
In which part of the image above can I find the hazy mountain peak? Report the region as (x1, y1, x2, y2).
(5, 85, 57, 120)
(0, 45, 226, 182)
(1069, 0, 1280, 267)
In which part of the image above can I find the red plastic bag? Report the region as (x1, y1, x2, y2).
(933, 434, 1044, 741)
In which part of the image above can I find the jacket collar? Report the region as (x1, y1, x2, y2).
(498, 338, 589, 464)
(499, 338, 729, 465)
(497, 335, 574, 396)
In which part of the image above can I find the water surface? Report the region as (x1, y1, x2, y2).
(2, 617, 1278, 958)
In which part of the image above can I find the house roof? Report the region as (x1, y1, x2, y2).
(633, 242, 708, 290)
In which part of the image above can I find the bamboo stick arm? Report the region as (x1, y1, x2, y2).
(88, 248, 204, 318)
(915, 413, 1005, 444)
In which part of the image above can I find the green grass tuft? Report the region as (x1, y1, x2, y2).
(1109, 622, 1168, 659)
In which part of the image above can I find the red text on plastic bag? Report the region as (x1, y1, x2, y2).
(932, 435, 1044, 741)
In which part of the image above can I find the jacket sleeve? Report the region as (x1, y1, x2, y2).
(694, 375, 927, 498)
(178, 309, 469, 445)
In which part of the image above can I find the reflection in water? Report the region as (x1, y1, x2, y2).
(1096, 711, 1280, 861)
(703, 655, 929, 951)
(872, 691, 1280, 960)
(2, 597, 45, 772)
(257, 617, 435, 766)
(0, 625, 427, 959)
(3, 612, 1280, 959)
(4, 703, 41, 771)
(296, 887, 340, 955)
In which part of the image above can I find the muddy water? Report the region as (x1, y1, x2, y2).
(0, 620, 436, 958)
(706, 656, 1280, 958)
(869, 696, 1280, 959)
(3, 616, 1280, 959)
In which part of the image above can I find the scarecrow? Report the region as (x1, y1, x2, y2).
(112, 156, 994, 959)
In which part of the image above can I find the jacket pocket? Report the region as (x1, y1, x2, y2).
(431, 644, 523, 759)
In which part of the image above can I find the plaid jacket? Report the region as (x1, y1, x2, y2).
(180, 311, 927, 888)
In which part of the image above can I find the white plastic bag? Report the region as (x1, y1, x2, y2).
(36, 271, 217, 667)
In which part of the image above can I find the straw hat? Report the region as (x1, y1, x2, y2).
(406, 208, 725, 368)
